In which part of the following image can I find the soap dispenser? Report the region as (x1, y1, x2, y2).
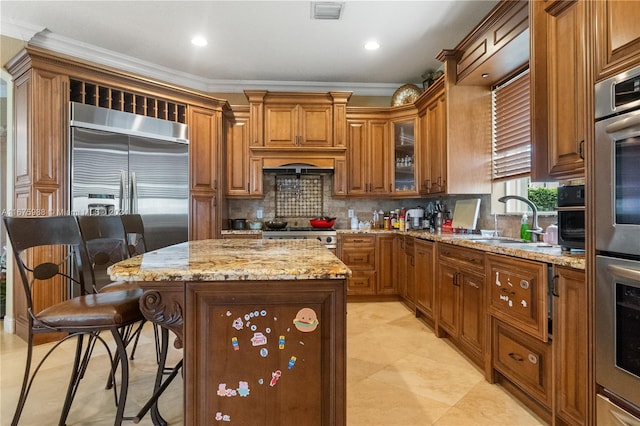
(519, 213, 530, 240)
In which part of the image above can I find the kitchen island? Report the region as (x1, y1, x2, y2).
(109, 238, 350, 426)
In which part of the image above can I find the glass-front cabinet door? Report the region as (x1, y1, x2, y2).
(392, 119, 417, 195)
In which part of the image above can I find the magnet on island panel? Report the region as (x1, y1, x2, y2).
(270, 370, 282, 387)
(251, 332, 267, 346)
(293, 307, 319, 332)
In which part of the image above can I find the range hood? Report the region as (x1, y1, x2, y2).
(262, 158, 335, 174)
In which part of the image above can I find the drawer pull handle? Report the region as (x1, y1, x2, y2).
(552, 275, 560, 297)
(528, 354, 538, 364)
(508, 352, 524, 362)
(520, 280, 529, 289)
(501, 288, 515, 296)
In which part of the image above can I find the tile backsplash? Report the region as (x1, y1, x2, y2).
(275, 175, 323, 217)
(227, 172, 556, 235)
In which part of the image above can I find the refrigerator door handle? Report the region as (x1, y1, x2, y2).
(119, 170, 127, 213)
(130, 172, 138, 213)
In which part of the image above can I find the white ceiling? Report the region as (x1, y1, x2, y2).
(0, 1, 499, 96)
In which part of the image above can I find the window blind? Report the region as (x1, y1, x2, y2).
(492, 70, 530, 181)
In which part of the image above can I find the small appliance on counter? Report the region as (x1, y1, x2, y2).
(556, 184, 585, 251)
(406, 208, 425, 229)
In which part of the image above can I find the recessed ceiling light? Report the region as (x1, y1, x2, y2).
(364, 41, 380, 51)
(191, 36, 208, 47)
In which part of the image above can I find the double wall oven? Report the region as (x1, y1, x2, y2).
(595, 64, 640, 416)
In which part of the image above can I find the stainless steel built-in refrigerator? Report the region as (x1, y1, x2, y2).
(70, 102, 189, 251)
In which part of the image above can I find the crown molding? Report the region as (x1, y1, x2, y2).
(1, 26, 400, 97)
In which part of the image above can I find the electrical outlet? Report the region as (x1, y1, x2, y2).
(348, 209, 354, 218)
(256, 209, 263, 219)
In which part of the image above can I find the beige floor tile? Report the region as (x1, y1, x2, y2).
(1, 302, 545, 425)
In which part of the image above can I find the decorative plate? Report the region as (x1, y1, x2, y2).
(391, 84, 422, 106)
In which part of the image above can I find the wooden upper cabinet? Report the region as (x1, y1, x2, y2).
(595, 0, 640, 81)
(245, 91, 353, 149)
(416, 79, 446, 195)
(226, 108, 263, 198)
(530, 0, 590, 180)
(390, 106, 419, 197)
(346, 116, 391, 196)
(456, 0, 529, 86)
(264, 103, 332, 147)
(188, 105, 226, 240)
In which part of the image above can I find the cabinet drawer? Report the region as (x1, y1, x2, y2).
(341, 249, 375, 270)
(487, 254, 549, 341)
(487, 254, 549, 342)
(494, 320, 551, 408)
(347, 271, 376, 295)
(341, 235, 375, 248)
(438, 244, 485, 270)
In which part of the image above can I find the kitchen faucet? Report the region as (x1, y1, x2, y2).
(497, 195, 544, 242)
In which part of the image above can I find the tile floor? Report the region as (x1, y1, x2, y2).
(0, 302, 545, 425)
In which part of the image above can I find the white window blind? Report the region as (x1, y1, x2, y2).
(492, 70, 531, 181)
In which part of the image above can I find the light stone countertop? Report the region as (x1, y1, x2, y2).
(108, 238, 351, 282)
(337, 229, 586, 270)
(218, 229, 586, 270)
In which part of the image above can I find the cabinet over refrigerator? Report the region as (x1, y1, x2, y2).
(69, 102, 189, 251)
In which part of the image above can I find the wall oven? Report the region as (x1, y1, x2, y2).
(595, 64, 640, 417)
(595, 65, 640, 256)
(596, 255, 640, 411)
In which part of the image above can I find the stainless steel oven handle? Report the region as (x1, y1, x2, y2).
(605, 114, 640, 134)
(608, 264, 640, 282)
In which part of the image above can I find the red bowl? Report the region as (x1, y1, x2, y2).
(309, 218, 335, 228)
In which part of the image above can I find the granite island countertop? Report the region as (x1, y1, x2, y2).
(109, 238, 351, 282)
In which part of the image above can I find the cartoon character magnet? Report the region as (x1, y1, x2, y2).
(293, 307, 319, 332)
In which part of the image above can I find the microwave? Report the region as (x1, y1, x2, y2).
(557, 184, 585, 251)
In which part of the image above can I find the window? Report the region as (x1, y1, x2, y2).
(492, 69, 530, 181)
(490, 68, 558, 214)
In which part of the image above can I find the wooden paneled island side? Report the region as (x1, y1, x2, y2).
(109, 239, 351, 426)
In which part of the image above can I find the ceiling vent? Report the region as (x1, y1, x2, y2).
(311, 2, 344, 20)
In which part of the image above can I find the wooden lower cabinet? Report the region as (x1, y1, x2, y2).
(492, 319, 552, 410)
(376, 235, 397, 295)
(435, 243, 485, 366)
(396, 236, 415, 307)
(338, 233, 400, 298)
(414, 239, 435, 321)
(339, 235, 376, 295)
(553, 266, 589, 426)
